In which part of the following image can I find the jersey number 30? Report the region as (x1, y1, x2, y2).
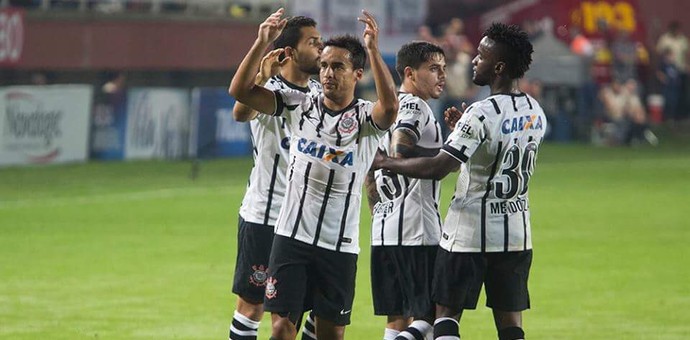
(493, 142, 538, 199)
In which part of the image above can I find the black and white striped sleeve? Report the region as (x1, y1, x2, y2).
(441, 107, 486, 163)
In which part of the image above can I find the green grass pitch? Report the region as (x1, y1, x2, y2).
(1, 142, 689, 339)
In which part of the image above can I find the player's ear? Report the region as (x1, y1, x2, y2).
(355, 68, 363, 81)
(495, 61, 506, 76)
(404, 66, 415, 81)
(284, 46, 294, 59)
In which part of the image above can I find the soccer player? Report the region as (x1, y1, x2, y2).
(365, 41, 446, 340)
(229, 8, 398, 340)
(372, 23, 545, 340)
(228, 16, 322, 340)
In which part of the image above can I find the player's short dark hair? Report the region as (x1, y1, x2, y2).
(273, 16, 317, 49)
(323, 34, 367, 70)
(484, 23, 534, 79)
(395, 41, 445, 79)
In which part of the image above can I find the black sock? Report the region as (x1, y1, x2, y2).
(301, 311, 317, 339)
(434, 317, 460, 340)
(395, 320, 431, 340)
(498, 326, 525, 340)
(229, 310, 260, 340)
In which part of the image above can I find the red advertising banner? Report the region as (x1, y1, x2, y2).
(466, 0, 644, 42)
(0, 8, 24, 66)
(465, 0, 646, 84)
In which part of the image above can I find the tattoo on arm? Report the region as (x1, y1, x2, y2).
(391, 129, 419, 158)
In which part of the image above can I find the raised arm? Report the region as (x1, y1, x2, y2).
(232, 48, 288, 122)
(229, 8, 288, 115)
(358, 11, 398, 129)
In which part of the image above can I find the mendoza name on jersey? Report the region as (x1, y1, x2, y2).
(502, 114, 544, 134)
(296, 138, 354, 167)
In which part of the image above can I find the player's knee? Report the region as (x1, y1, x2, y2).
(498, 326, 525, 340)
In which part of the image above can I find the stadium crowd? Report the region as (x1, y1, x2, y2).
(414, 16, 688, 146)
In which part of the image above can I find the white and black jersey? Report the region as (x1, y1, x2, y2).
(371, 93, 443, 246)
(441, 93, 547, 253)
(271, 90, 386, 254)
(239, 75, 322, 226)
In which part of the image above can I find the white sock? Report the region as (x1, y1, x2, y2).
(384, 327, 401, 340)
(395, 320, 432, 340)
(230, 310, 260, 340)
(410, 320, 432, 335)
(433, 317, 460, 340)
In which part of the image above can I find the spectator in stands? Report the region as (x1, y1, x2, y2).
(656, 21, 689, 120)
(570, 27, 593, 57)
(611, 29, 638, 83)
(441, 46, 475, 139)
(417, 25, 437, 44)
(599, 79, 658, 146)
(657, 48, 682, 121)
(440, 17, 472, 61)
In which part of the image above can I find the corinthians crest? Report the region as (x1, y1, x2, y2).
(265, 277, 278, 299)
(249, 265, 268, 286)
(338, 111, 358, 135)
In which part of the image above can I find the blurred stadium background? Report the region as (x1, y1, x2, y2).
(1, 0, 689, 339)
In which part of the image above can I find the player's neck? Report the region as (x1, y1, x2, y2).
(399, 83, 429, 101)
(323, 93, 355, 112)
(280, 65, 311, 88)
(490, 79, 519, 95)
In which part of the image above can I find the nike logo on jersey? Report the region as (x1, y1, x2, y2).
(296, 138, 354, 167)
(339, 309, 351, 315)
(502, 115, 544, 134)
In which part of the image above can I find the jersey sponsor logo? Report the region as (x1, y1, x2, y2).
(249, 265, 268, 287)
(457, 122, 473, 138)
(338, 111, 358, 135)
(400, 101, 422, 114)
(296, 138, 354, 167)
(372, 201, 394, 215)
(280, 136, 290, 150)
(265, 277, 278, 299)
(501, 115, 544, 134)
(489, 198, 529, 214)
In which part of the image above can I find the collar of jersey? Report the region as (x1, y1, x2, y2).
(320, 96, 358, 117)
(490, 91, 527, 97)
(275, 74, 311, 93)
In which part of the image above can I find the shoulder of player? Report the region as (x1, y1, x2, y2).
(462, 99, 496, 122)
(397, 93, 431, 116)
(264, 76, 283, 91)
(308, 78, 322, 93)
